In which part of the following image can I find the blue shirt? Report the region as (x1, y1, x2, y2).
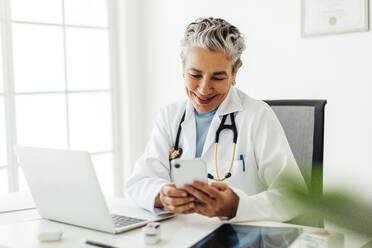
(194, 107, 218, 158)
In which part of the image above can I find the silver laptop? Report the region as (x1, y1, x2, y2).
(14, 146, 173, 234)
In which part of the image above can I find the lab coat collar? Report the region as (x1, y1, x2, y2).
(216, 86, 244, 118)
(182, 101, 196, 158)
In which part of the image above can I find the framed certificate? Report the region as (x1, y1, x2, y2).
(302, 0, 369, 37)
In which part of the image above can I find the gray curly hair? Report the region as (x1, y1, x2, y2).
(180, 17, 245, 72)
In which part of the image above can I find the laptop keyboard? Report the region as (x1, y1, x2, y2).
(111, 214, 146, 228)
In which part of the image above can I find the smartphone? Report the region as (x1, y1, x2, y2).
(171, 158, 208, 189)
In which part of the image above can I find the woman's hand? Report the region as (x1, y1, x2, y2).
(184, 181, 239, 218)
(155, 183, 196, 214)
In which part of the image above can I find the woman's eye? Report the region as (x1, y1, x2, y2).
(190, 74, 202, 79)
(213, 77, 225, 81)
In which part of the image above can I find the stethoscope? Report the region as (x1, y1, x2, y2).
(169, 110, 238, 181)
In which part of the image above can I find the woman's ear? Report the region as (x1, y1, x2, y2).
(181, 58, 186, 79)
(232, 61, 243, 85)
(236, 61, 243, 71)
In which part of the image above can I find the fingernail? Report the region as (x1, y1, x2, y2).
(189, 203, 194, 208)
(182, 193, 187, 196)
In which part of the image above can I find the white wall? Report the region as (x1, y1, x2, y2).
(117, 0, 146, 180)
(123, 0, 372, 196)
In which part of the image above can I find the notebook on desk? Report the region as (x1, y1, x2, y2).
(0, 192, 35, 214)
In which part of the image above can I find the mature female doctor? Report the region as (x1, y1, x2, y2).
(126, 17, 306, 222)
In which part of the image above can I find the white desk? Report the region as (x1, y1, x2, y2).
(0, 193, 370, 248)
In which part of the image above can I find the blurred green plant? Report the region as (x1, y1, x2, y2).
(284, 165, 372, 237)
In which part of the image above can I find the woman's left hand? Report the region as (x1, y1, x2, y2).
(184, 181, 239, 219)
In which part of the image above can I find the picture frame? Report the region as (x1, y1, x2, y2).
(302, 0, 369, 37)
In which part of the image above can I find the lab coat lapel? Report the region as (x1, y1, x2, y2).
(201, 87, 244, 157)
(181, 100, 196, 158)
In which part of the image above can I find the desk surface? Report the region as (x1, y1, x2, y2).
(0, 193, 370, 248)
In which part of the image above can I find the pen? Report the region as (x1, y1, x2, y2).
(240, 154, 246, 172)
(85, 240, 118, 248)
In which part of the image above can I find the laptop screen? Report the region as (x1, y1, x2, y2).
(191, 224, 302, 248)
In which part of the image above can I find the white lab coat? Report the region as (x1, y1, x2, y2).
(126, 86, 306, 222)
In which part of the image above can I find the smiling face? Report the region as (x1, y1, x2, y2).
(182, 47, 241, 113)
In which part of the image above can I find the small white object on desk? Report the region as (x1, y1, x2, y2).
(298, 230, 344, 248)
(37, 229, 63, 242)
(143, 222, 161, 245)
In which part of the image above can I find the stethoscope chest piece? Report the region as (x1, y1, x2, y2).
(169, 147, 183, 160)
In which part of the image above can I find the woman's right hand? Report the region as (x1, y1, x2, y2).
(155, 183, 196, 214)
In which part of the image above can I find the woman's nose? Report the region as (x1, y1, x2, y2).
(198, 77, 212, 95)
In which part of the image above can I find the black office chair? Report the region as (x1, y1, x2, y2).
(264, 99, 327, 226)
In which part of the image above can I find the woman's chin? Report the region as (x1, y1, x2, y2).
(193, 102, 216, 113)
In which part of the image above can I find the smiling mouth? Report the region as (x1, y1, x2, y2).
(194, 93, 216, 105)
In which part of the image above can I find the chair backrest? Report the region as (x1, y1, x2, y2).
(263, 100, 327, 197)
